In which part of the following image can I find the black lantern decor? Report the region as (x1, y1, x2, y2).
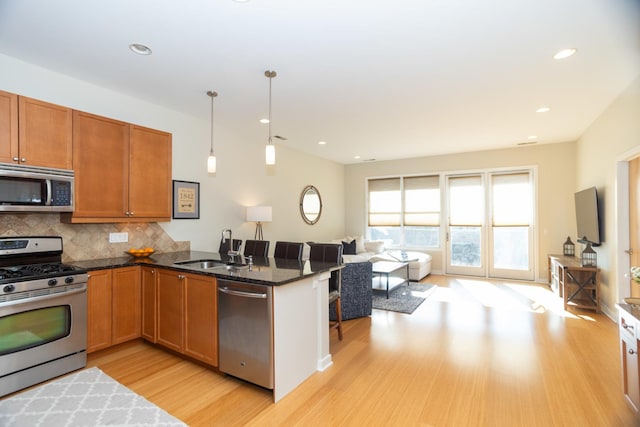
(581, 239, 597, 267)
(563, 236, 575, 256)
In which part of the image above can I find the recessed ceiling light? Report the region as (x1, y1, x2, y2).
(528, 135, 537, 140)
(259, 118, 269, 124)
(553, 48, 577, 60)
(536, 107, 551, 113)
(354, 155, 361, 159)
(318, 141, 327, 145)
(129, 43, 152, 55)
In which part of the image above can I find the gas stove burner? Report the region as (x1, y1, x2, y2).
(21, 263, 78, 275)
(0, 268, 23, 281)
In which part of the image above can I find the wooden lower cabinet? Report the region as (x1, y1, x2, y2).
(156, 269, 184, 353)
(141, 267, 158, 342)
(87, 267, 141, 353)
(184, 273, 218, 366)
(87, 269, 112, 353)
(112, 267, 141, 344)
(156, 269, 218, 366)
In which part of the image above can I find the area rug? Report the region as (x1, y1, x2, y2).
(0, 367, 186, 427)
(372, 283, 437, 314)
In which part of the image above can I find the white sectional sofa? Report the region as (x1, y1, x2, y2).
(333, 236, 432, 282)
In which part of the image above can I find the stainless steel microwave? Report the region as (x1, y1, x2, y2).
(0, 163, 74, 212)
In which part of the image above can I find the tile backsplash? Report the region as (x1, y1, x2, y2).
(1, 213, 189, 262)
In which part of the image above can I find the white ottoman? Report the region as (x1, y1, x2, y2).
(372, 251, 432, 281)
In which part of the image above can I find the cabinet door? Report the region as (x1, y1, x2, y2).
(70, 111, 129, 220)
(157, 269, 184, 353)
(129, 125, 172, 220)
(184, 273, 217, 366)
(87, 269, 113, 353)
(141, 267, 157, 342)
(621, 330, 640, 412)
(18, 96, 72, 169)
(0, 90, 18, 164)
(112, 266, 141, 344)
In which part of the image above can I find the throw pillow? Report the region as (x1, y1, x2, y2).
(342, 240, 357, 255)
(354, 235, 365, 253)
(364, 240, 385, 254)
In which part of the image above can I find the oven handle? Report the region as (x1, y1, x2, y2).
(2, 286, 87, 307)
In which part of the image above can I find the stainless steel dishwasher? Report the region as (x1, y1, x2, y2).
(217, 279, 274, 389)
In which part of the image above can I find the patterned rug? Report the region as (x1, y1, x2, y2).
(372, 283, 436, 314)
(0, 367, 186, 427)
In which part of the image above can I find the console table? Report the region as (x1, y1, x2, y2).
(548, 254, 600, 313)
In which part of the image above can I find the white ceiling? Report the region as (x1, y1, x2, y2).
(0, 0, 638, 164)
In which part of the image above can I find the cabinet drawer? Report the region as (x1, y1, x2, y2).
(620, 311, 637, 340)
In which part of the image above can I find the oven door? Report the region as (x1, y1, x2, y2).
(0, 285, 87, 378)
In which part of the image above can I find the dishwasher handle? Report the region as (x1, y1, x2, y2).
(219, 286, 268, 299)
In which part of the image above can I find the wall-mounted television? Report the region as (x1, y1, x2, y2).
(574, 186, 602, 246)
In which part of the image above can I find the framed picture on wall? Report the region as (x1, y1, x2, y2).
(172, 180, 200, 219)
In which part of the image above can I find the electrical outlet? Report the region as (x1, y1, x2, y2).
(109, 232, 128, 243)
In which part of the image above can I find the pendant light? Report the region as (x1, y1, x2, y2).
(207, 90, 217, 174)
(265, 70, 277, 165)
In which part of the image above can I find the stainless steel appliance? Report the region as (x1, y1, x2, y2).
(218, 279, 273, 389)
(0, 162, 74, 212)
(0, 236, 88, 397)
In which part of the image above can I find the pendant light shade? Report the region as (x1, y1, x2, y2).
(207, 90, 218, 174)
(265, 144, 275, 165)
(265, 70, 277, 165)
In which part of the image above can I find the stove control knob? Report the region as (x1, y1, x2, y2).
(65, 276, 74, 284)
(48, 278, 58, 286)
(3, 285, 15, 293)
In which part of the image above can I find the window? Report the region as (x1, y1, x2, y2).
(368, 175, 440, 248)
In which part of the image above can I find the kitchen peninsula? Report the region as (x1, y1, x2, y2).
(72, 251, 342, 402)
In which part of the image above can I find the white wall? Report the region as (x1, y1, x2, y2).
(576, 74, 640, 316)
(1, 53, 345, 254)
(344, 142, 577, 279)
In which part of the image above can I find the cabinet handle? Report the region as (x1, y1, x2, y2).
(624, 323, 635, 330)
(12, 157, 19, 162)
(129, 212, 134, 216)
(630, 349, 636, 355)
(178, 274, 185, 280)
(21, 158, 26, 162)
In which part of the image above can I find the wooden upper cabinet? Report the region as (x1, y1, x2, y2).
(62, 111, 172, 223)
(0, 92, 72, 169)
(0, 90, 18, 164)
(69, 111, 129, 219)
(18, 96, 73, 169)
(129, 125, 172, 219)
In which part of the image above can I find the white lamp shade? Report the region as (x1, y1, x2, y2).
(246, 206, 272, 222)
(207, 154, 217, 173)
(265, 144, 275, 165)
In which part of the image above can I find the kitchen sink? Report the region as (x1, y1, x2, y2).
(174, 259, 249, 270)
(174, 259, 226, 269)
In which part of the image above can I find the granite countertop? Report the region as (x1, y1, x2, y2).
(617, 303, 640, 322)
(69, 250, 342, 286)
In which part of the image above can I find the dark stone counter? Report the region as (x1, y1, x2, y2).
(69, 250, 341, 286)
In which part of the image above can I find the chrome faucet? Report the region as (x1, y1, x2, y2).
(221, 229, 232, 245)
(221, 229, 239, 258)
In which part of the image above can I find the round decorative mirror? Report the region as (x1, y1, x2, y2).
(300, 185, 322, 225)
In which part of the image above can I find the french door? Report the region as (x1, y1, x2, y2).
(446, 170, 535, 280)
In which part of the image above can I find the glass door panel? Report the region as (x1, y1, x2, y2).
(447, 175, 485, 276)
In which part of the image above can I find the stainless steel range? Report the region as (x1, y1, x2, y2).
(0, 236, 88, 397)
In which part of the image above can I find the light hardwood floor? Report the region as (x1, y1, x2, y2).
(86, 275, 637, 426)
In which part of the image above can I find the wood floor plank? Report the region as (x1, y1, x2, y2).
(81, 275, 638, 426)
